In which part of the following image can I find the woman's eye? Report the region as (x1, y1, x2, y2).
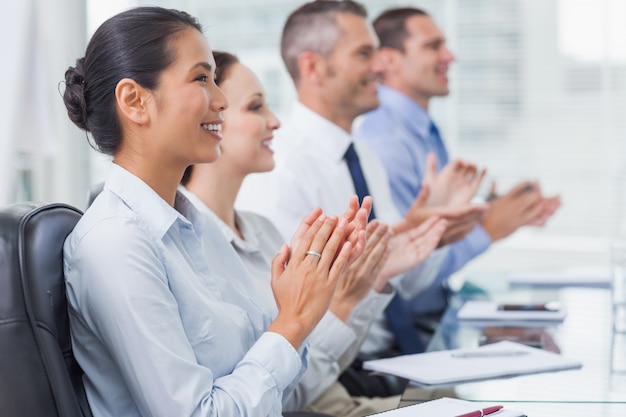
(196, 75, 208, 83)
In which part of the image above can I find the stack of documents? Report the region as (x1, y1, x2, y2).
(507, 265, 611, 288)
(362, 340, 582, 386)
(456, 300, 566, 324)
(368, 397, 525, 417)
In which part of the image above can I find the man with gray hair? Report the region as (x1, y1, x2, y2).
(280, 0, 360, 85)
(237, 1, 486, 413)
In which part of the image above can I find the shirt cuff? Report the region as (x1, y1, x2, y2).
(246, 332, 303, 391)
(348, 288, 394, 332)
(308, 311, 356, 361)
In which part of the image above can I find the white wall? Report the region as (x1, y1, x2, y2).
(0, 0, 89, 208)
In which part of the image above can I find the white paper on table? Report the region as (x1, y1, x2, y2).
(362, 340, 582, 386)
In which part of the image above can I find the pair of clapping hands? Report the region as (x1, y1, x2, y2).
(268, 191, 450, 353)
(267, 197, 372, 348)
(267, 193, 444, 348)
(401, 153, 561, 244)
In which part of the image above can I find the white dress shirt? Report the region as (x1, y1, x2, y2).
(64, 163, 305, 417)
(182, 189, 392, 410)
(237, 101, 447, 354)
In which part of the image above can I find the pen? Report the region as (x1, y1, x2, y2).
(451, 350, 530, 358)
(455, 405, 503, 417)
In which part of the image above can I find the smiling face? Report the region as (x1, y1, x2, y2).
(392, 15, 455, 109)
(147, 28, 228, 167)
(320, 12, 383, 120)
(217, 63, 280, 175)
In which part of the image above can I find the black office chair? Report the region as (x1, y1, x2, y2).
(0, 202, 91, 417)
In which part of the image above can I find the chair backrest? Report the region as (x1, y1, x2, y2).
(0, 202, 92, 417)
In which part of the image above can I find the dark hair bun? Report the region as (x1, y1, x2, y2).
(63, 58, 89, 131)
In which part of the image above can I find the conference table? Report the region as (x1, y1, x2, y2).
(397, 271, 626, 416)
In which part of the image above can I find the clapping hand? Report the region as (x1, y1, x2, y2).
(380, 216, 448, 280)
(269, 213, 352, 349)
(329, 220, 391, 322)
(482, 181, 561, 239)
(288, 195, 368, 266)
(481, 181, 544, 241)
(422, 152, 486, 207)
(400, 183, 487, 246)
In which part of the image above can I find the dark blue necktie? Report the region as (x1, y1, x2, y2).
(429, 122, 449, 169)
(343, 142, 424, 354)
(343, 143, 376, 222)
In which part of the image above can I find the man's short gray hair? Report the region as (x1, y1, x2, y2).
(281, 0, 367, 85)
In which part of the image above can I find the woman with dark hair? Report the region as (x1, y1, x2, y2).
(62, 7, 363, 417)
(181, 51, 446, 417)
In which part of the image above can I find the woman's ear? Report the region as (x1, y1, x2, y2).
(115, 78, 150, 125)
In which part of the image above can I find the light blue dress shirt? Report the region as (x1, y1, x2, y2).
(63, 163, 305, 417)
(356, 85, 492, 314)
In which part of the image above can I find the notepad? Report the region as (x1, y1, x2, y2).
(362, 340, 582, 386)
(457, 300, 566, 324)
(368, 397, 525, 417)
(507, 265, 611, 288)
